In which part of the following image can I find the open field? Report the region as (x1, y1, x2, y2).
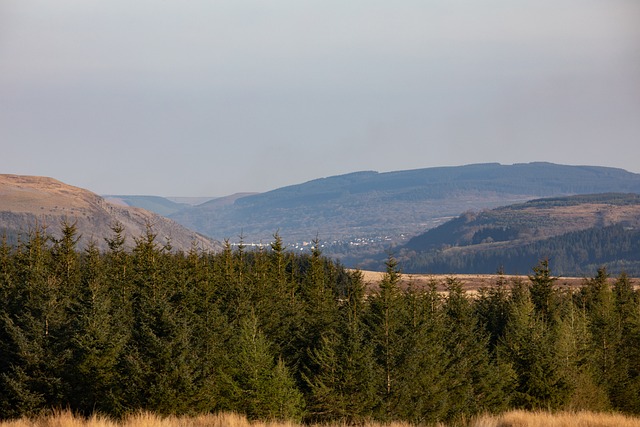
(2, 410, 640, 427)
(356, 270, 626, 294)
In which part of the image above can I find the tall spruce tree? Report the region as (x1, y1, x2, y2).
(364, 254, 407, 420)
(498, 279, 571, 409)
(529, 259, 559, 323)
(581, 268, 619, 405)
(121, 224, 199, 414)
(393, 279, 450, 424)
(231, 314, 304, 421)
(299, 239, 340, 394)
(63, 241, 127, 415)
(253, 233, 303, 371)
(554, 286, 607, 410)
(442, 278, 511, 419)
(475, 270, 511, 354)
(304, 270, 377, 423)
(610, 273, 640, 412)
(180, 247, 234, 413)
(0, 225, 67, 416)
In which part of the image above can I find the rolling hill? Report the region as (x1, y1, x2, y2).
(167, 162, 640, 247)
(0, 174, 221, 253)
(394, 193, 640, 276)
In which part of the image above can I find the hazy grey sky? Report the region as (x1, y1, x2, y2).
(1, 1, 639, 196)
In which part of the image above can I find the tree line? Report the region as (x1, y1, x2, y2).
(1, 222, 639, 424)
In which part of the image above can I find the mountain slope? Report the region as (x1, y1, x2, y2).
(0, 174, 221, 252)
(104, 195, 190, 216)
(168, 162, 640, 244)
(397, 193, 640, 276)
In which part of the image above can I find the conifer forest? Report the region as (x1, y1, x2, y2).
(1, 222, 640, 424)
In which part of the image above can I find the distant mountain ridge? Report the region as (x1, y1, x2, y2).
(166, 162, 640, 245)
(0, 174, 221, 253)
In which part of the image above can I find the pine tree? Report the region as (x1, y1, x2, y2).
(364, 254, 407, 420)
(475, 269, 511, 354)
(580, 268, 619, 404)
(529, 259, 558, 322)
(442, 277, 511, 419)
(298, 239, 340, 394)
(103, 222, 133, 328)
(215, 240, 251, 326)
(498, 280, 570, 409)
(0, 225, 67, 416)
(393, 279, 450, 424)
(554, 287, 608, 411)
(231, 314, 304, 421)
(304, 270, 377, 423)
(63, 241, 127, 415)
(251, 233, 304, 372)
(121, 224, 200, 414)
(609, 273, 640, 412)
(180, 246, 234, 413)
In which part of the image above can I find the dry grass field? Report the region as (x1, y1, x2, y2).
(2, 411, 640, 427)
(357, 270, 601, 294)
(472, 410, 640, 427)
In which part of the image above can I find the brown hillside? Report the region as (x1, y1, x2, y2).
(0, 174, 221, 253)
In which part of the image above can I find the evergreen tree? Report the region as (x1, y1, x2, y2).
(610, 273, 640, 412)
(298, 239, 340, 393)
(103, 222, 133, 328)
(215, 240, 251, 326)
(252, 234, 304, 372)
(393, 279, 450, 424)
(231, 314, 304, 421)
(475, 269, 511, 354)
(304, 270, 377, 423)
(121, 224, 199, 414)
(50, 220, 82, 293)
(580, 268, 619, 404)
(364, 254, 407, 420)
(442, 278, 511, 419)
(180, 246, 234, 413)
(529, 259, 558, 322)
(498, 281, 570, 409)
(63, 241, 127, 415)
(0, 225, 67, 416)
(554, 287, 608, 410)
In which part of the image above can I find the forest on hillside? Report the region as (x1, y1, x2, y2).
(1, 222, 640, 424)
(399, 224, 640, 276)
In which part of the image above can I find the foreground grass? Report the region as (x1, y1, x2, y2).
(1, 410, 640, 427)
(472, 410, 640, 427)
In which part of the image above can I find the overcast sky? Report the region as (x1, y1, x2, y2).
(1, 1, 639, 196)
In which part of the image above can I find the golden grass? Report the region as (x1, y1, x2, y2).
(470, 410, 640, 427)
(1, 410, 639, 427)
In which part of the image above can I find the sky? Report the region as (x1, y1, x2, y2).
(1, 1, 639, 197)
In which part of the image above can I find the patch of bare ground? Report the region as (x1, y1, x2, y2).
(2, 410, 640, 427)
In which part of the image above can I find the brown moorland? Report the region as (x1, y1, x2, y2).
(0, 174, 220, 252)
(356, 270, 639, 295)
